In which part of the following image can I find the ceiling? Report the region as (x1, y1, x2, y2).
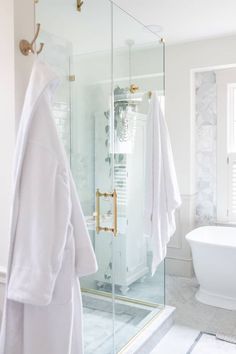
(114, 0, 236, 44)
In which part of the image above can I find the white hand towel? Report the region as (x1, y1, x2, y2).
(144, 92, 181, 275)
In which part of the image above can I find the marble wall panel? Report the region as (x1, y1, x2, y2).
(195, 71, 217, 226)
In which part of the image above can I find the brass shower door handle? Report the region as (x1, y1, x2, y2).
(96, 189, 118, 236)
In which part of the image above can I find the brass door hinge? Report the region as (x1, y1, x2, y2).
(77, 0, 84, 12)
(69, 75, 76, 82)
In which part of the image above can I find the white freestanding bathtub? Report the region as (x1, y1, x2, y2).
(186, 226, 236, 310)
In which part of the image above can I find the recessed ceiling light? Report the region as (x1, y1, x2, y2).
(146, 25, 163, 34)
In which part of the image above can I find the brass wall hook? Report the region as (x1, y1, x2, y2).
(77, 0, 84, 11)
(19, 23, 44, 56)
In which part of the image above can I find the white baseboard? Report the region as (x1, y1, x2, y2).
(165, 257, 194, 278)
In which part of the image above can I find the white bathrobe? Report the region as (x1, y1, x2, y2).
(0, 59, 98, 354)
(144, 92, 181, 275)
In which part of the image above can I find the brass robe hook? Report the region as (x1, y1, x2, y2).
(19, 23, 44, 56)
(77, 0, 84, 11)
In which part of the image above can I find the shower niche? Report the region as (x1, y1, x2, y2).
(36, 0, 167, 353)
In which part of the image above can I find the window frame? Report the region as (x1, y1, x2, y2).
(227, 83, 236, 153)
(216, 69, 236, 222)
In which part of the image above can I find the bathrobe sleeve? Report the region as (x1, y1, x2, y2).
(70, 175, 98, 278)
(7, 140, 72, 306)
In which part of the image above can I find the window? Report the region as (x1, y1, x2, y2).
(227, 84, 236, 218)
(228, 84, 236, 153)
(216, 69, 236, 222)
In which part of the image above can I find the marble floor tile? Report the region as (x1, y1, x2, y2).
(150, 325, 200, 354)
(166, 275, 236, 337)
(190, 334, 236, 354)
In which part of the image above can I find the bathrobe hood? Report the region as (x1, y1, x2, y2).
(0, 59, 97, 354)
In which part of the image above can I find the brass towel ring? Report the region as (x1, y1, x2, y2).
(19, 23, 44, 56)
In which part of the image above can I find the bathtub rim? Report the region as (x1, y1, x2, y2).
(185, 226, 236, 249)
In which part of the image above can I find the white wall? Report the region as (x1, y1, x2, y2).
(165, 36, 236, 276)
(166, 35, 236, 195)
(0, 0, 34, 271)
(14, 0, 35, 126)
(0, 0, 15, 270)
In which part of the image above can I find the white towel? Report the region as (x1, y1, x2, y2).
(144, 92, 181, 275)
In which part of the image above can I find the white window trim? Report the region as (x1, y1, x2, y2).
(227, 84, 236, 153)
(216, 69, 236, 222)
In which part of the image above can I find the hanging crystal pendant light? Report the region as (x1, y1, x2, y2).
(114, 40, 139, 153)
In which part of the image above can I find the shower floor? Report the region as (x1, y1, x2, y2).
(82, 293, 161, 354)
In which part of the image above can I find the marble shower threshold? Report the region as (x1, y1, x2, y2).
(82, 292, 175, 354)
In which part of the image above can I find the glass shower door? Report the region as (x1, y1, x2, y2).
(69, 3, 116, 352)
(70, 53, 116, 354)
(111, 3, 165, 352)
(36, 0, 165, 353)
(60, 3, 166, 352)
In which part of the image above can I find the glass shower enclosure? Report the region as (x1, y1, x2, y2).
(36, 1, 165, 353)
